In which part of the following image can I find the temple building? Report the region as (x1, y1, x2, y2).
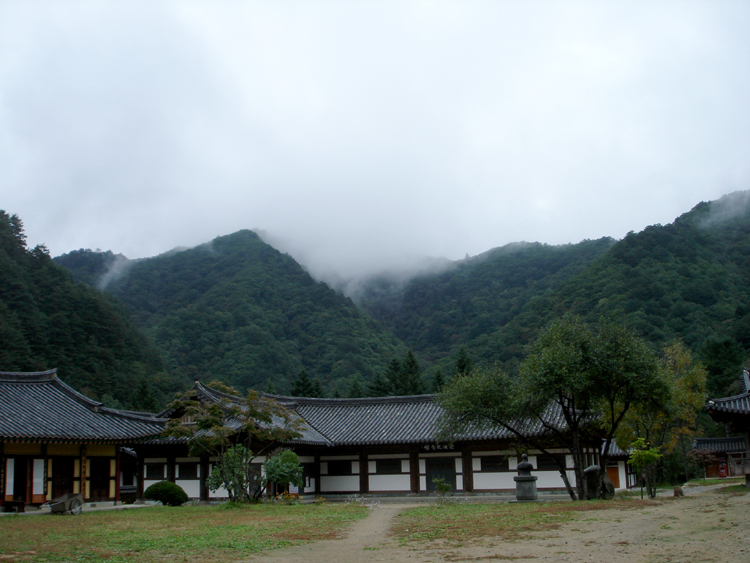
(0, 370, 165, 511)
(2, 371, 630, 509)
(137, 381, 618, 501)
(705, 369, 750, 486)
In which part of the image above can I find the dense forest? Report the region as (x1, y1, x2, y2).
(356, 191, 750, 396)
(57, 230, 406, 396)
(0, 211, 178, 409)
(354, 238, 615, 365)
(7, 189, 743, 407)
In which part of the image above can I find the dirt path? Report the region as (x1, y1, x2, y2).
(256, 503, 421, 563)
(254, 490, 750, 563)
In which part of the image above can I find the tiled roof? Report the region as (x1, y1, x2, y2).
(267, 393, 567, 447)
(706, 370, 750, 417)
(603, 439, 628, 458)
(194, 383, 332, 446)
(692, 436, 747, 453)
(0, 370, 167, 443)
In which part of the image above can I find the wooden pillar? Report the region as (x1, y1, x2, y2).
(135, 454, 144, 501)
(115, 449, 121, 504)
(0, 442, 5, 508)
(167, 455, 176, 483)
(409, 450, 419, 494)
(462, 448, 473, 493)
(81, 445, 88, 500)
(359, 452, 368, 494)
(41, 444, 49, 502)
(314, 454, 321, 496)
(200, 456, 209, 502)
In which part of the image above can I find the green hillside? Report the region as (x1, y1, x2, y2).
(60, 231, 406, 394)
(356, 238, 615, 365)
(356, 192, 750, 395)
(0, 211, 177, 408)
(482, 192, 750, 395)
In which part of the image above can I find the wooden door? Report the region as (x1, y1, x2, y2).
(425, 458, 456, 492)
(52, 457, 75, 499)
(606, 466, 620, 488)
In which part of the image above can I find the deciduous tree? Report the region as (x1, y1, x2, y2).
(164, 380, 303, 502)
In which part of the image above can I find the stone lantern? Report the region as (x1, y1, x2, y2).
(514, 454, 538, 502)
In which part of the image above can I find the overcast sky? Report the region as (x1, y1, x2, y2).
(1, 1, 748, 281)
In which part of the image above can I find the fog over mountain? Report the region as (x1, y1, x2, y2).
(1, 2, 748, 281)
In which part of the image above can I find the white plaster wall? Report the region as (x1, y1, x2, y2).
(617, 462, 627, 490)
(5, 458, 13, 496)
(303, 478, 315, 494)
(33, 459, 44, 495)
(472, 458, 482, 472)
(419, 476, 426, 490)
(143, 479, 162, 492)
(175, 480, 200, 498)
(473, 470, 574, 490)
(209, 485, 228, 498)
(369, 475, 410, 492)
(456, 475, 463, 490)
(401, 459, 410, 473)
(473, 473, 516, 490)
(368, 461, 377, 474)
(535, 470, 573, 489)
(320, 475, 360, 492)
(455, 458, 463, 473)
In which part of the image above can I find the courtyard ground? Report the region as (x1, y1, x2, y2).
(258, 486, 750, 563)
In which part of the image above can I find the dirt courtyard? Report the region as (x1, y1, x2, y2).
(255, 488, 750, 563)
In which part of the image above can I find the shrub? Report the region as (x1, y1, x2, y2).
(143, 481, 189, 506)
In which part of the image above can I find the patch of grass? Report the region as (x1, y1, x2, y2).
(392, 499, 658, 544)
(0, 503, 368, 562)
(715, 484, 750, 495)
(684, 477, 744, 487)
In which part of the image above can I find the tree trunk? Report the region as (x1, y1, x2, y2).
(678, 435, 690, 483)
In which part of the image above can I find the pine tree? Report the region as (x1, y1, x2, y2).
(383, 358, 402, 392)
(311, 378, 324, 398)
(433, 368, 445, 393)
(455, 346, 474, 377)
(367, 372, 392, 397)
(290, 369, 315, 397)
(398, 349, 423, 395)
(348, 378, 365, 398)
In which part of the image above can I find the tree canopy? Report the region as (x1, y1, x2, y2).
(0, 210, 174, 409)
(164, 380, 303, 502)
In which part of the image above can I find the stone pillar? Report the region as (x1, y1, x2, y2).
(584, 465, 600, 500)
(514, 454, 538, 502)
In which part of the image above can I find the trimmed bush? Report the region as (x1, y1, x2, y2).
(143, 480, 189, 506)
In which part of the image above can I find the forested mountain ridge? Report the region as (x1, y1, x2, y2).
(0, 211, 177, 409)
(57, 230, 406, 395)
(354, 238, 616, 366)
(49, 191, 750, 400)
(465, 192, 750, 395)
(348, 192, 749, 395)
